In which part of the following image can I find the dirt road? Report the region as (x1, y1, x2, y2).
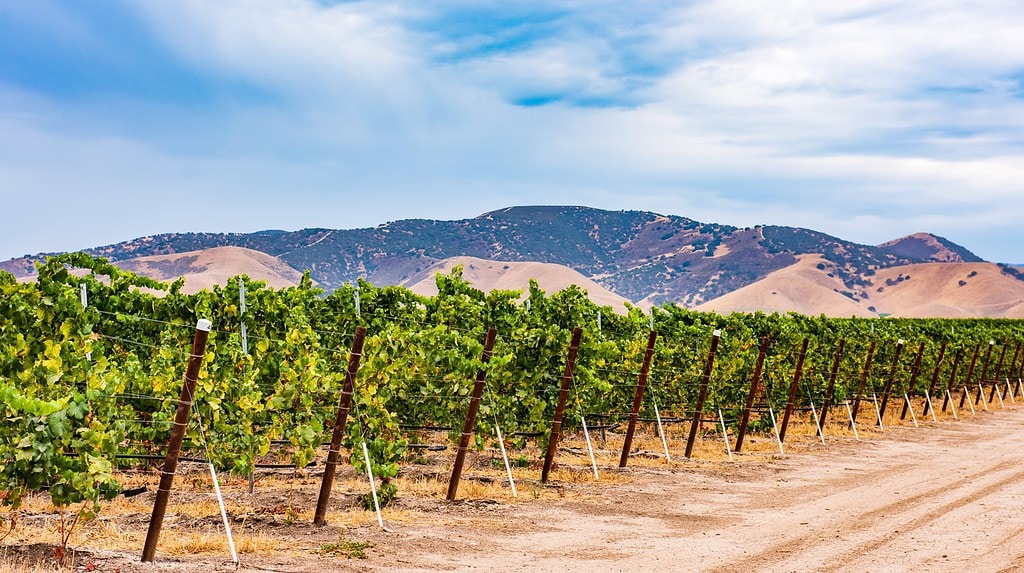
(365, 408, 1024, 573)
(7, 407, 1024, 572)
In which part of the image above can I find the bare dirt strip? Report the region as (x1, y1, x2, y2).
(6, 406, 1024, 573)
(363, 408, 1024, 573)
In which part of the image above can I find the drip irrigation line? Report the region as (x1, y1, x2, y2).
(307, 327, 358, 340)
(96, 334, 174, 352)
(113, 393, 180, 404)
(374, 313, 483, 335)
(96, 310, 193, 330)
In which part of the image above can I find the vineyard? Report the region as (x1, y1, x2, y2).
(3, 253, 1024, 566)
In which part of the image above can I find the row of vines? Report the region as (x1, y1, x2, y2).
(3, 253, 1024, 517)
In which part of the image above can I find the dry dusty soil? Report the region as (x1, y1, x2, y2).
(5, 406, 1024, 573)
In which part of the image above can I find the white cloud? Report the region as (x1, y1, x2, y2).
(3, 0, 1024, 262)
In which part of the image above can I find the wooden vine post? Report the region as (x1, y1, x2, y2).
(314, 326, 367, 525)
(850, 340, 876, 423)
(734, 336, 770, 453)
(541, 327, 583, 484)
(922, 341, 948, 417)
(972, 341, 995, 405)
(778, 338, 809, 443)
(942, 349, 964, 412)
(619, 330, 658, 467)
(142, 319, 212, 563)
(684, 329, 722, 459)
(1006, 343, 1022, 399)
(818, 338, 845, 430)
(877, 340, 905, 423)
(958, 344, 981, 409)
(447, 327, 498, 500)
(900, 342, 926, 420)
(988, 342, 1009, 403)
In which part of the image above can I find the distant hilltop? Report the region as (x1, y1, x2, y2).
(6, 205, 1024, 318)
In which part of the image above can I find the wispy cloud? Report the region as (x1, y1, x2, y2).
(1, 0, 1023, 261)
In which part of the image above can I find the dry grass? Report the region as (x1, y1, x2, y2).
(0, 557, 49, 573)
(4, 401, 1019, 570)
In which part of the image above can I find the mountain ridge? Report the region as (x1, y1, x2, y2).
(0, 205, 989, 307)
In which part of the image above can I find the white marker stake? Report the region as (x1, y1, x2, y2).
(654, 401, 671, 462)
(872, 393, 884, 431)
(1006, 379, 1015, 405)
(239, 282, 248, 355)
(493, 422, 518, 498)
(718, 409, 733, 461)
(809, 401, 825, 445)
(361, 441, 385, 530)
(209, 463, 238, 565)
(978, 386, 989, 412)
(844, 401, 860, 441)
(925, 391, 937, 422)
(580, 416, 599, 481)
(995, 385, 1005, 409)
(904, 394, 918, 428)
(963, 388, 976, 415)
(491, 421, 516, 497)
(80, 284, 92, 361)
(1018, 378, 1024, 399)
(768, 405, 784, 455)
(946, 390, 959, 420)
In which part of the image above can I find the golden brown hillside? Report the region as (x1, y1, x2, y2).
(401, 256, 633, 313)
(868, 263, 1024, 318)
(114, 246, 306, 293)
(694, 255, 875, 317)
(696, 256, 1024, 318)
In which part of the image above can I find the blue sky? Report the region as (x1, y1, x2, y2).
(2, 1, 1023, 262)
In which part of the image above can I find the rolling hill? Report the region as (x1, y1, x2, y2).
(3, 205, 1015, 317)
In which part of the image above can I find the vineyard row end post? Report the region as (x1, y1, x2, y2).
(818, 338, 845, 431)
(900, 342, 926, 421)
(619, 330, 658, 468)
(142, 319, 212, 563)
(313, 326, 368, 525)
(447, 327, 498, 501)
(541, 327, 583, 484)
(684, 329, 722, 459)
(922, 341, 948, 417)
(778, 338, 809, 443)
(734, 336, 770, 453)
(877, 339, 905, 423)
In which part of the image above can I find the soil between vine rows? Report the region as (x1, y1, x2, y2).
(5, 407, 1024, 573)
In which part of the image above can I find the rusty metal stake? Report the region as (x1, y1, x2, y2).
(447, 327, 499, 500)
(684, 329, 722, 459)
(778, 338, 809, 443)
(818, 339, 845, 431)
(850, 340, 876, 424)
(142, 319, 212, 563)
(541, 327, 583, 484)
(877, 340, 906, 424)
(619, 330, 658, 467)
(900, 342, 926, 420)
(734, 337, 770, 453)
(314, 326, 367, 525)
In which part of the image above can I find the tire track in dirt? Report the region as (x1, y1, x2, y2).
(708, 415, 1024, 572)
(762, 464, 1022, 572)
